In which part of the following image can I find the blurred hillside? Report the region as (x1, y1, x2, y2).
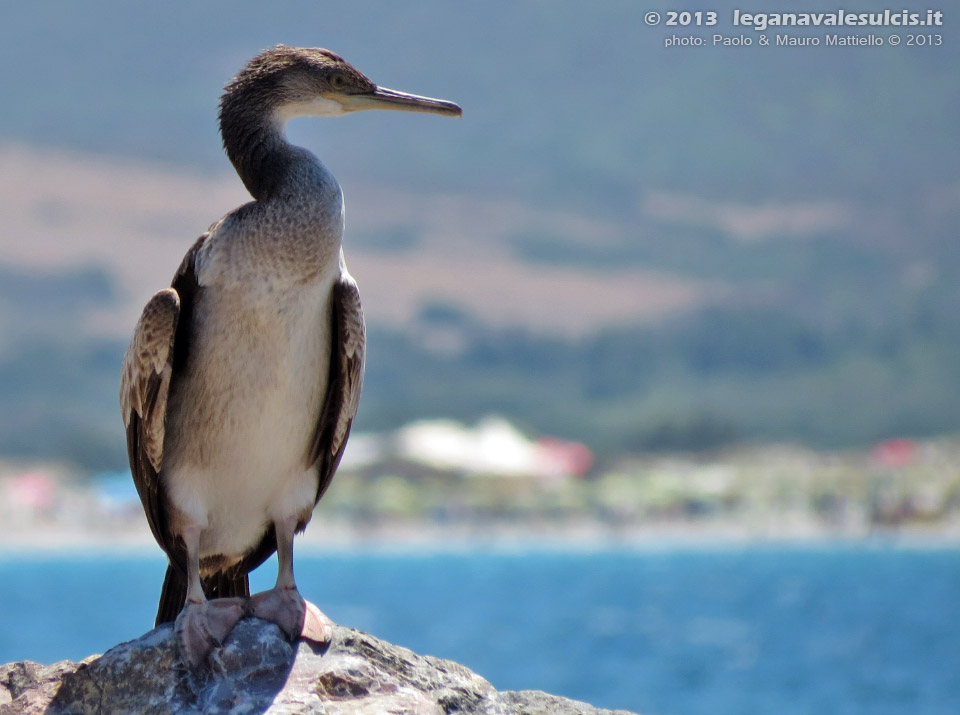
(0, 1, 958, 469)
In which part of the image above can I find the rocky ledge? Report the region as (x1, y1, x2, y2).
(0, 619, 637, 714)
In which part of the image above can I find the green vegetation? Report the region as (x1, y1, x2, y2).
(0, 1, 957, 469)
(358, 300, 960, 457)
(1, 236, 959, 471)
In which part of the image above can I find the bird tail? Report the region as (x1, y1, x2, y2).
(155, 563, 251, 626)
(156, 564, 187, 626)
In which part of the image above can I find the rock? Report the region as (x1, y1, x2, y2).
(0, 619, 637, 715)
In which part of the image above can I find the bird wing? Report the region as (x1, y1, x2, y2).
(120, 236, 204, 564)
(309, 261, 366, 503)
(120, 287, 180, 551)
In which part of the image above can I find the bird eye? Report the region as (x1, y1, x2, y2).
(331, 74, 347, 90)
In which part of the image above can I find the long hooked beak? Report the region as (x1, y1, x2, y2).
(335, 86, 462, 117)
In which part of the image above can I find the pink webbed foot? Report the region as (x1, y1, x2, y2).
(302, 599, 334, 644)
(174, 597, 247, 668)
(249, 587, 333, 644)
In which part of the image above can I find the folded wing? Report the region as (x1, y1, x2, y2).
(309, 265, 366, 504)
(120, 288, 181, 553)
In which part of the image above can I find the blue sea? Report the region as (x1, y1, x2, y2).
(1, 544, 958, 714)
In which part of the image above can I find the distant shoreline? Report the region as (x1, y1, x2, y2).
(2, 518, 958, 556)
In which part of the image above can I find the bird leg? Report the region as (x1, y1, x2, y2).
(249, 516, 332, 644)
(174, 525, 246, 668)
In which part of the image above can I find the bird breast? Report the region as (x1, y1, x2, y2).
(162, 188, 344, 559)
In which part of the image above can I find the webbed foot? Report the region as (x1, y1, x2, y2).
(249, 587, 332, 644)
(174, 597, 247, 668)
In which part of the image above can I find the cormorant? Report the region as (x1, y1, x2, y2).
(120, 45, 461, 667)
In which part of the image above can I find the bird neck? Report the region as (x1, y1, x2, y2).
(219, 99, 308, 202)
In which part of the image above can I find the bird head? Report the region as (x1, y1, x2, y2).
(220, 45, 462, 127)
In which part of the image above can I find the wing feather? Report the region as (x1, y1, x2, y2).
(120, 288, 180, 549)
(309, 266, 366, 503)
(120, 235, 204, 563)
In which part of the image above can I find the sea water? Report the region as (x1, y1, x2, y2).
(0, 544, 957, 715)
